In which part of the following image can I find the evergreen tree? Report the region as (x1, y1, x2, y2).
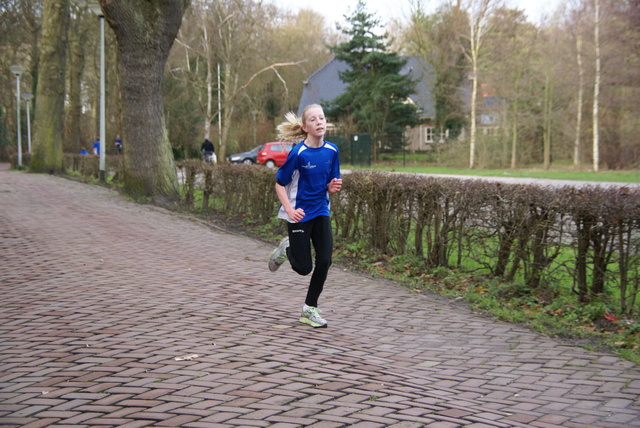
(326, 0, 418, 137)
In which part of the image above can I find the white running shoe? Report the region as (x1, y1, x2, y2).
(299, 305, 327, 328)
(268, 237, 289, 272)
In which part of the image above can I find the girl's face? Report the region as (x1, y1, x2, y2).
(302, 107, 326, 139)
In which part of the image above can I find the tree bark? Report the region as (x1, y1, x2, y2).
(66, 5, 88, 154)
(101, 0, 189, 201)
(31, 0, 69, 173)
(510, 104, 517, 169)
(469, 58, 478, 169)
(592, 0, 600, 173)
(463, 0, 493, 169)
(574, 32, 584, 168)
(543, 71, 552, 170)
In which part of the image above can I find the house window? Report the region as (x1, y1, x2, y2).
(482, 126, 499, 136)
(423, 126, 435, 143)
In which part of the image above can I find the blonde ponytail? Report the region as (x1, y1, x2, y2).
(276, 111, 306, 142)
(276, 104, 324, 142)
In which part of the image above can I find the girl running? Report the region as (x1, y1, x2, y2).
(268, 104, 342, 328)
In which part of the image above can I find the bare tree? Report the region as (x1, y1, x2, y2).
(31, 0, 69, 173)
(592, 0, 601, 172)
(460, 0, 498, 169)
(101, 0, 189, 201)
(564, 0, 590, 169)
(174, 0, 306, 161)
(542, 64, 553, 170)
(574, 20, 585, 168)
(482, 7, 539, 169)
(537, 22, 566, 171)
(173, 1, 218, 147)
(208, 0, 302, 160)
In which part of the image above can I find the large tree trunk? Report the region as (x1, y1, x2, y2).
(31, 0, 69, 173)
(66, 8, 87, 155)
(102, 0, 189, 202)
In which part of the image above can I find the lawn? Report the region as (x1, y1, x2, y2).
(347, 164, 640, 183)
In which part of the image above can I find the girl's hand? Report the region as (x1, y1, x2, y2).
(328, 178, 342, 194)
(288, 208, 305, 223)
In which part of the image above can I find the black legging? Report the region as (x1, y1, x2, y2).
(286, 215, 333, 308)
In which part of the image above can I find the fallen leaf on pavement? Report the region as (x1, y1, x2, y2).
(174, 354, 199, 361)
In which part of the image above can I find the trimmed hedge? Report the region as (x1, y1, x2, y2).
(182, 164, 640, 316)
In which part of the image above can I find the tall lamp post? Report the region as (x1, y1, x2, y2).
(87, 1, 106, 181)
(10, 65, 25, 168)
(22, 93, 34, 154)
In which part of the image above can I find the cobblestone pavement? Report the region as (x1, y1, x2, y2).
(1, 168, 639, 428)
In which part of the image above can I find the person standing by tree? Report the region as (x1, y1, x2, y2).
(201, 138, 215, 163)
(268, 104, 342, 328)
(114, 134, 123, 154)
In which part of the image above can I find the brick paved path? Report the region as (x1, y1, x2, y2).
(1, 169, 639, 428)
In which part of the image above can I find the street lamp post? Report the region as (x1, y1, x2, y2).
(86, 1, 106, 181)
(10, 65, 25, 168)
(22, 93, 34, 154)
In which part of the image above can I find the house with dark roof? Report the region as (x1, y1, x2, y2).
(298, 56, 439, 151)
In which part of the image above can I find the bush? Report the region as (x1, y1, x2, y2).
(179, 163, 640, 319)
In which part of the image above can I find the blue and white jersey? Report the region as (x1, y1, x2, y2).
(276, 140, 341, 223)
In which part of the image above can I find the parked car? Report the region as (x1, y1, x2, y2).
(256, 142, 294, 168)
(227, 145, 261, 164)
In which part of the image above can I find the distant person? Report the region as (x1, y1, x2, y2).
(114, 135, 123, 154)
(201, 138, 216, 163)
(92, 138, 100, 155)
(80, 148, 89, 155)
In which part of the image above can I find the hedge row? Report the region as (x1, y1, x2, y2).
(336, 172, 639, 311)
(183, 163, 640, 316)
(179, 161, 277, 220)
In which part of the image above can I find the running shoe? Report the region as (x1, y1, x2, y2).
(299, 305, 327, 328)
(268, 237, 289, 272)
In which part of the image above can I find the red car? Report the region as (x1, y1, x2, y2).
(256, 142, 294, 168)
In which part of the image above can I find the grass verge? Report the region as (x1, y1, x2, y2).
(347, 164, 640, 183)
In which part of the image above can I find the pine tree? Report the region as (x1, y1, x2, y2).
(326, 0, 418, 137)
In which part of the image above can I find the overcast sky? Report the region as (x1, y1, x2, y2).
(269, 0, 563, 28)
